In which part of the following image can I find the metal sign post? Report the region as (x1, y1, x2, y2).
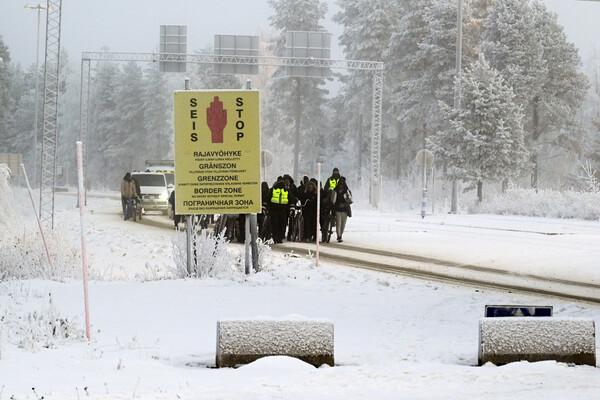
(25, 3, 47, 190)
(421, 156, 427, 219)
(249, 213, 259, 272)
(183, 77, 195, 277)
(416, 149, 433, 219)
(431, 162, 435, 215)
(245, 80, 259, 274)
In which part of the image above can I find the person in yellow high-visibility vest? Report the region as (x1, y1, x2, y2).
(320, 168, 342, 241)
(268, 176, 290, 243)
(324, 167, 341, 192)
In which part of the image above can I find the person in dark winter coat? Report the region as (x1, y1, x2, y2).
(168, 190, 182, 230)
(301, 180, 318, 242)
(258, 181, 271, 240)
(283, 174, 299, 202)
(283, 174, 299, 241)
(297, 175, 309, 197)
(120, 172, 136, 220)
(333, 177, 352, 243)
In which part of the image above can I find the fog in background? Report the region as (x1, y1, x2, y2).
(0, 0, 343, 66)
(2, 0, 600, 69)
(1, 0, 599, 206)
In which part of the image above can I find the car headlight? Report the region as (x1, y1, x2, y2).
(159, 192, 168, 201)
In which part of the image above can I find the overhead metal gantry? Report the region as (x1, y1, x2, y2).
(79, 51, 384, 206)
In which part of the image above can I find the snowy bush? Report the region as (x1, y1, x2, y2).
(171, 230, 242, 279)
(1, 292, 83, 351)
(474, 188, 600, 220)
(0, 169, 80, 281)
(0, 163, 17, 229)
(256, 238, 273, 272)
(0, 229, 80, 281)
(577, 160, 600, 193)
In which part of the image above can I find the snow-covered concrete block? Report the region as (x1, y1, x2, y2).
(216, 320, 334, 368)
(478, 317, 596, 366)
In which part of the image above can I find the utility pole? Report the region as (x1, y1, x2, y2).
(450, 0, 463, 214)
(293, 77, 302, 181)
(244, 79, 259, 274)
(25, 3, 46, 190)
(39, 0, 63, 228)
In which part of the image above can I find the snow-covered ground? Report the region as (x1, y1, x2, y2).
(343, 209, 600, 284)
(1, 191, 600, 399)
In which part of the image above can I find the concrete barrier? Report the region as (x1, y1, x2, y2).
(479, 317, 596, 366)
(216, 320, 334, 368)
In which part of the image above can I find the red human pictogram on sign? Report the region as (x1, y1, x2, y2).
(206, 96, 227, 143)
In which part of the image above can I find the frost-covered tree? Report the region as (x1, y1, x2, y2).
(582, 52, 600, 170)
(194, 49, 242, 90)
(113, 62, 146, 175)
(142, 64, 172, 160)
(264, 0, 329, 179)
(88, 61, 120, 187)
(386, 0, 471, 177)
(0, 36, 10, 151)
(3, 64, 26, 155)
(88, 58, 175, 188)
(483, 0, 587, 188)
(9, 65, 37, 164)
(333, 0, 401, 183)
(430, 56, 529, 202)
(54, 51, 81, 187)
(590, 116, 600, 169)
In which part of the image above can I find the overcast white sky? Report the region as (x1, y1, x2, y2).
(1, 0, 600, 67)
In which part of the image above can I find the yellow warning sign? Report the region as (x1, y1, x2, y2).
(173, 90, 261, 214)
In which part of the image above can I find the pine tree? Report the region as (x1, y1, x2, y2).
(590, 117, 600, 168)
(113, 62, 146, 176)
(582, 51, 600, 170)
(264, 0, 329, 179)
(483, 0, 587, 188)
(88, 61, 120, 188)
(9, 65, 36, 159)
(333, 0, 401, 183)
(0, 37, 12, 152)
(56, 51, 82, 186)
(386, 0, 473, 178)
(142, 64, 172, 160)
(430, 56, 529, 201)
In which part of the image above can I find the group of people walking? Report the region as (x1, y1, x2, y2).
(262, 167, 353, 244)
(143, 167, 353, 245)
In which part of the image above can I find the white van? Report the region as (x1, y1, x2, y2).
(131, 172, 171, 215)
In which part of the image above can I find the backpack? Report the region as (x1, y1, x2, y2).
(344, 190, 353, 205)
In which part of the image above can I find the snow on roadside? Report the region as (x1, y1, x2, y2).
(1, 259, 599, 399)
(1, 189, 600, 399)
(474, 188, 600, 220)
(343, 208, 600, 285)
